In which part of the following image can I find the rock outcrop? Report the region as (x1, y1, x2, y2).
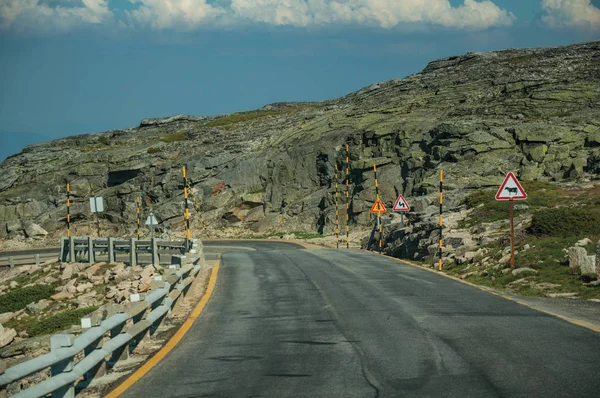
(0, 41, 599, 258)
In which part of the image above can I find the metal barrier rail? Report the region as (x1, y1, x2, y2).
(0, 240, 203, 397)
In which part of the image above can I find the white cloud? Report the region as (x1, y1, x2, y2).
(126, 0, 224, 30)
(0, 0, 112, 31)
(542, 0, 600, 29)
(1, 0, 515, 32)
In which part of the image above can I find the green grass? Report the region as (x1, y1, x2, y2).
(460, 180, 566, 227)
(159, 131, 187, 143)
(529, 206, 600, 238)
(0, 285, 56, 313)
(147, 146, 163, 154)
(446, 234, 600, 299)
(205, 105, 315, 128)
(26, 307, 98, 337)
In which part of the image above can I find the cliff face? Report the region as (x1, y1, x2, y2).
(0, 41, 599, 243)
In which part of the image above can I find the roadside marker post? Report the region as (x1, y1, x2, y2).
(495, 172, 527, 268)
(439, 170, 443, 271)
(66, 183, 71, 237)
(334, 165, 340, 249)
(182, 166, 192, 251)
(136, 196, 142, 240)
(345, 144, 350, 249)
(372, 164, 387, 254)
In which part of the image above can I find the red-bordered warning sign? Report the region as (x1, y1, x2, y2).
(392, 195, 410, 212)
(370, 199, 387, 213)
(495, 172, 527, 200)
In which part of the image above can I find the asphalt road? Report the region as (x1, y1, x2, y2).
(120, 242, 600, 397)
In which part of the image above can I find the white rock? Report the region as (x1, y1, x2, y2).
(575, 238, 593, 247)
(0, 325, 17, 348)
(76, 282, 94, 293)
(0, 312, 15, 324)
(9, 281, 18, 289)
(24, 223, 48, 239)
(512, 267, 538, 276)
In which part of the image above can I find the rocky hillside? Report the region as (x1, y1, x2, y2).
(1, 41, 599, 254)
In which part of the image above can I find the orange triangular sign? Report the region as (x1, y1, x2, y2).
(393, 195, 410, 212)
(495, 172, 527, 200)
(370, 199, 387, 213)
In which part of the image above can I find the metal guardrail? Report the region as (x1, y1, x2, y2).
(0, 239, 204, 397)
(59, 237, 189, 267)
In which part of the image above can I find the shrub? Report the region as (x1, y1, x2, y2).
(28, 307, 98, 337)
(529, 206, 600, 238)
(159, 131, 187, 143)
(0, 285, 56, 313)
(147, 146, 162, 154)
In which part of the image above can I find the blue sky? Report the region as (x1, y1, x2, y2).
(1, 0, 599, 161)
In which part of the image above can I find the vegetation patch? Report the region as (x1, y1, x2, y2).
(147, 146, 163, 154)
(0, 285, 56, 313)
(159, 131, 187, 143)
(528, 206, 600, 238)
(205, 105, 315, 129)
(460, 180, 566, 227)
(27, 307, 98, 337)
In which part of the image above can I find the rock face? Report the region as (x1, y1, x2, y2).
(0, 41, 599, 249)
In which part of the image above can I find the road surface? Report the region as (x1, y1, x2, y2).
(118, 241, 600, 397)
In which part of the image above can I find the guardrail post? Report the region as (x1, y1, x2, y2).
(69, 236, 75, 263)
(130, 238, 137, 267)
(0, 359, 6, 398)
(108, 237, 115, 263)
(50, 334, 75, 398)
(8, 257, 13, 270)
(83, 328, 105, 384)
(87, 236, 94, 265)
(35, 253, 40, 266)
(106, 304, 129, 367)
(152, 237, 159, 267)
(60, 236, 67, 262)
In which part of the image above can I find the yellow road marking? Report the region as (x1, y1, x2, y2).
(106, 263, 220, 398)
(365, 250, 600, 334)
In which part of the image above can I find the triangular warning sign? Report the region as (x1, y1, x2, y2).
(495, 172, 527, 200)
(393, 195, 411, 212)
(370, 199, 387, 213)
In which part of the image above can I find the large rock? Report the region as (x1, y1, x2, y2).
(24, 223, 48, 238)
(569, 246, 596, 276)
(0, 325, 17, 348)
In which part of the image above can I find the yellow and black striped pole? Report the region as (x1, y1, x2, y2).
(190, 194, 208, 235)
(90, 184, 101, 237)
(136, 196, 142, 239)
(66, 183, 71, 237)
(439, 169, 444, 271)
(345, 144, 350, 249)
(182, 166, 191, 250)
(374, 164, 383, 254)
(334, 165, 340, 249)
(186, 179, 208, 236)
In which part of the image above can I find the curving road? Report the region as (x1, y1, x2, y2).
(121, 241, 600, 397)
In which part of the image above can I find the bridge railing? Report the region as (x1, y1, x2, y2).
(0, 237, 191, 269)
(0, 240, 204, 397)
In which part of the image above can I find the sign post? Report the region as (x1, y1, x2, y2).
(495, 172, 527, 268)
(392, 194, 410, 228)
(145, 213, 159, 238)
(89, 186, 104, 238)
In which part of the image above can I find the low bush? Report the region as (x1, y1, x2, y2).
(147, 146, 162, 154)
(529, 206, 600, 238)
(27, 307, 98, 337)
(0, 285, 55, 313)
(159, 131, 187, 143)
